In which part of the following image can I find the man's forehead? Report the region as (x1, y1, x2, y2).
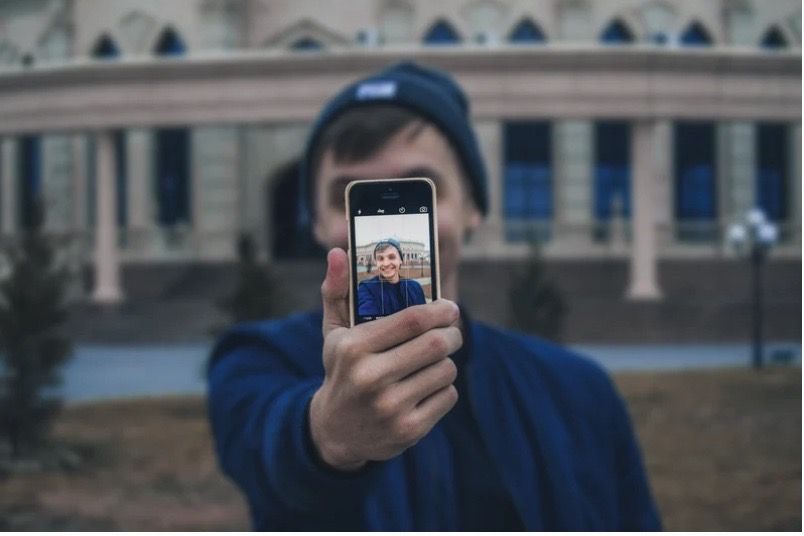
(318, 126, 459, 182)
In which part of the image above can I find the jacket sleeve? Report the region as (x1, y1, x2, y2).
(207, 343, 379, 526)
(609, 386, 663, 531)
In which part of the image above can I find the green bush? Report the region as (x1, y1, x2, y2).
(0, 202, 72, 458)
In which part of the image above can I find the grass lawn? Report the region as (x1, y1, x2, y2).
(0, 367, 800, 530)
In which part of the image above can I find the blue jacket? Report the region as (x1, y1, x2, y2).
(207, 311, 661, 531)
(357, 276, 427, 316)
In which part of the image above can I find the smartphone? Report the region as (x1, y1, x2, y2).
(345, 178, 440, 326)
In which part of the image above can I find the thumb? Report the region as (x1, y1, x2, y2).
(321, 247, 350, 337)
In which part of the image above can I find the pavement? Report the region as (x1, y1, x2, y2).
(59, 341, 801, 403)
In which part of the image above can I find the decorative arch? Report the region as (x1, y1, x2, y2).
(118, 10, 158, 53)
(0, 39, 20, 66)
(262, 18, 348, 49)
(91, 34, 121, 58)
(508, 18, 546, 43)
(153, 26, 187, 56)
(599, 18, 636, 44)
(381, 0, 414, 44)
(639, 0, 677, 44)
(679, 20, 713, 46)
(423, 19, 462, 45)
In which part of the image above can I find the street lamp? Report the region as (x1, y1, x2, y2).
(726, 207, 779, 369)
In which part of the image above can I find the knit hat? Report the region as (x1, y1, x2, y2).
(299, 61, 488, 222)
(373, 238, 404, 261)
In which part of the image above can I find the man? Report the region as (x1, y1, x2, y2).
(208, 62, 661, 531)
(358, 238, 427, 316)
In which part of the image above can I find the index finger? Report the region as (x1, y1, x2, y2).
(350, 299, 460, 354)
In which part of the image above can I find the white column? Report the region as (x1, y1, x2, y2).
(1, 138, 17, 235)
(91, 130, 123, 304)
(626, 120, 662, 300)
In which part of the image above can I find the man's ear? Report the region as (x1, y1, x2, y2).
(465, 205, 482, 231)
(462, 205, 483, 243)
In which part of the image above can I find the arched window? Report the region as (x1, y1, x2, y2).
(599, 19, 634, 44)
(508, 19, 546, 44)
(154, 27, 187, 56)
(91, 34, 120, 58)
(154, 27, 190, 226)
(680, 21, 712, 46)
(760, 26, 787, 49)
(290, 37, 324, 51)
(423, 19, 461, 45)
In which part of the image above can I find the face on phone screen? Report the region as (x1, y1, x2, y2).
(348, 179, 438, 325)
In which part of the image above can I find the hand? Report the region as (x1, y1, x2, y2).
(309, 248, 462, 471)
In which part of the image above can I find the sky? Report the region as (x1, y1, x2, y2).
(354, 213, 430, 250)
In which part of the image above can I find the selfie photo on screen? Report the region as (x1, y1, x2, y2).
(354, 213, 432, 318)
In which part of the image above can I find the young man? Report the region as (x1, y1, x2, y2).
(208, 62, 661, 531)
(358, 238, 427, 316)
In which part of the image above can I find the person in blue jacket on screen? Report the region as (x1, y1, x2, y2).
(358, 238, 426, 317)
(207, 62, 662, 531)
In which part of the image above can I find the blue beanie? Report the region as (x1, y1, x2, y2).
(299, 61, 488, 222)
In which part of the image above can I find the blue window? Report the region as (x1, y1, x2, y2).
(423, 20, 461, 45)
(760, 26, 787, 49)
(92, 34, 120, 58)
(680, 21, 712, 46)
(508, 19, 545, 44)
(600, 19, 634, 44)
(504, 122, 552, 242)
(594, 122, 631, 240)
(756, 123, 788, 224)
(291, 37, 324, 51)
(19, 136, 41, 228)
(674, 122, 717, 241)
(154, 28, 190, 226)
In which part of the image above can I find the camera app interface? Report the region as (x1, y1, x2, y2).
(353, 210, 433, 323)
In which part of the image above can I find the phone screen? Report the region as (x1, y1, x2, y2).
(347, 178, 439, 325)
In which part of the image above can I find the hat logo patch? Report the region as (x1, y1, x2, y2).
(356, 81, 397, 100)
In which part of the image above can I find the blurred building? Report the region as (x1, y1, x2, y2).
(0, 0, 800, 341)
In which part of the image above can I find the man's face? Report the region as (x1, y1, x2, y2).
(313, 123, 482, 300)
(374, 246, 402, 283)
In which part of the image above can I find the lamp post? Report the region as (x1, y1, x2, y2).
(726, 208, 779, 369)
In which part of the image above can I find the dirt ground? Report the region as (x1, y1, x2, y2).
(0, 367, 800, 531)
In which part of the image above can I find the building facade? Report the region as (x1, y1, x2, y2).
(0, 0, 800, 306)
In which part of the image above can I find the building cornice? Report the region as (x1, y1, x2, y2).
(0, 46, 799, 134)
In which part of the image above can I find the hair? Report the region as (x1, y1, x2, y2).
(311, 104, 426, 183)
